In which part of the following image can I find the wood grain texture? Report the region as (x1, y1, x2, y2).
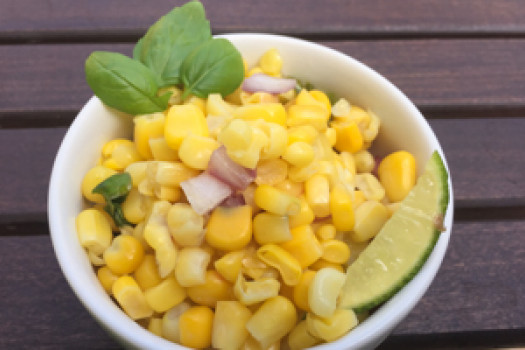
(2, 118, 524, 223)
(1, 0, 525, 43)
(1, 220, 524, 348)
(1, 39, 525, 123)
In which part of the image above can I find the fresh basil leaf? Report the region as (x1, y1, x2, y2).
(135, 1, 211, 87)
(181, 38, 244, 99)
(85, 51, 171, 115)
(92, 172, 132, 201)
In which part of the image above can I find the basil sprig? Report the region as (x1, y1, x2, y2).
(92, 172, 132, 228)
(134, 1, 211, 87)
(84, 1, 244, 116)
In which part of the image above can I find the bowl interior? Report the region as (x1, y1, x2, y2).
(48, 33, 453, 350)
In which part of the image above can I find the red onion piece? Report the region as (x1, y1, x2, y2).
(220, 193, 246, 208)
(242, 73, 296, 94)
(180, 172, 232, 215)
(208, 146, 256, 191)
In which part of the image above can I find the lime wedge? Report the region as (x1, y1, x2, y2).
(338, 151, 449, 312)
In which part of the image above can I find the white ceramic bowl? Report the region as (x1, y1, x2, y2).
(48, 33, 454, 350)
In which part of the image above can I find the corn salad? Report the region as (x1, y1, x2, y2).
(77, 48, 417, 349)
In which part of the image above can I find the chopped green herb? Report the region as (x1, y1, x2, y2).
(92, 172, 132, 227)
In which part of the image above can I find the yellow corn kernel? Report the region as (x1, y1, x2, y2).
(287, 158, 320, 182)
(339, 151, 357, 176)
(281, 225, 323, 268)
(355, 173, 385, 201)
(164, 104, 209, 150)
(309, 259, 344, 273)
(287, 104, 329, 132)
(257, 121, 288, 160)
(288, 196, 315, 228)
(324, 127, 337, 147)
(362, 109, 380, 142)
(351, 200, 390, 242)
(183, 95, 207, 115)
(234, 274, 280, 305)
(378, 150, 417, 202)
(178, 134, 219, 170)
(253, 212, 291, 245)
(143, 201, 178, 277)
(102, 139, 143, 171)
(316, 224, 336, 241)
(295, 89, 328, 115)
(321, 239, 351, 264)
(206, 93, 236, 117)
(255, 159, 288, 186)
(329, 185, 355, 231)
(241, 91, 279, 105)
(187, 270, 234, 308)
(166, 203, 205, 247)
(134, 112, 165, 160)
(226, 127, 268, 169)
(175, 247, 211, 287)
(305, 174, 330, 218)
(214, 250, 246, 283)
(331, 98, 351, 120)
(354, 149, 376, 173)
(147, 161, 199, 188)
(246, 296, 297, 349)
(212, 301, 252, 350)
(307, 308, 358, 342)
(274, 178, 303, 197)
(206, 205, 252, 251)
(247, 66, 264, 77)
(97, 266, 119, 294)
(241, 247, 278, 280)
(283, 141, 315, 167)
(112, 275, 153, 320)
(259, 48, 283, 76)
(233, 103, 287, 126)
(308, 267, 346, 317)
(76, 208, 112, 255)
(179, 306, 214, 349)
(149, 137, 179, 161)
(353, 190, 366, 209)
(154, 185, 181, 202)
(144, 276, 186, 313)
(121, 188, 148, 224)
(287, 125, 319, 145)
(293, 269, 316, 312)
(333, 121, 364, 153)
(219, 118, 253, 151)
(81, 166, 118, 203)
(147, 317, 163, 337)
(162, 302, 191, 342)
(386, 201, 401, 215)
(103, 235, 144, 275)
(310, 90, 332, 115)
(133, 254, 162, 290)
(257, 244, 302, 286)
(288, 320, 320, 349)
(254, 185, 301, 216)
(124, 161, 148, 188)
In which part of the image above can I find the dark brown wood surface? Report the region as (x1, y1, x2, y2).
(1, 1, 524, 349)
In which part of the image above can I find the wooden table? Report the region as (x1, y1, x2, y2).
(1, 1, 524, 348)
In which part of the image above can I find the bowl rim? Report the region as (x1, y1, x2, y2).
(48, 33, 454, 350)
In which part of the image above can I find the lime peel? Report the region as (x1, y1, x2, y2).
(338, 151, 450, 313)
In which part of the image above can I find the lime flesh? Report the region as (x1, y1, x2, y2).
(338, 151, 449, 312)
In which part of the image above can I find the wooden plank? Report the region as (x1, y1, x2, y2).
(1, 220, 524, 348)
(1, 39, 525, 124)
(1, 118, 525, 222)
(1, 0, 525, 43)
